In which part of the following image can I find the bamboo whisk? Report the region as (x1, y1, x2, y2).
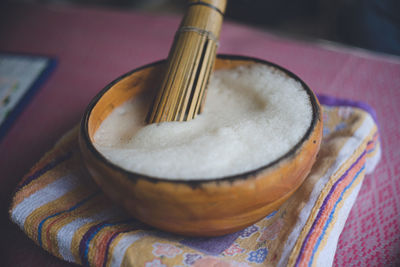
(146, 0, 227, 123)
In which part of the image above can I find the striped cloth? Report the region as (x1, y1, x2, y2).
(9, 95, 381, 267)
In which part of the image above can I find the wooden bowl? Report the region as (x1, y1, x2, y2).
(79, 55, 323, 236)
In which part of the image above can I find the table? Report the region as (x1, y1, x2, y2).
(0, 2, 399, 266)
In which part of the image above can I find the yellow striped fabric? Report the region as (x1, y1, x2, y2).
(10, 100, 381, 267)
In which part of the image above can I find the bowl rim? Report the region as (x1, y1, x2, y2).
(80, 54, 321, 186)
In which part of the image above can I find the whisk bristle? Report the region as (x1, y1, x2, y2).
(146, 0, 227, 123)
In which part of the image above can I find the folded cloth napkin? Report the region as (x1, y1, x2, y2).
(9, 95, 381, 267)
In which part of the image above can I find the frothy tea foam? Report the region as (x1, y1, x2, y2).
(94, 64, 313, 180)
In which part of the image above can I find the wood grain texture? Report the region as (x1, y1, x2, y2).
(79, 55, 323, 236)
(146, 0, 227, 123)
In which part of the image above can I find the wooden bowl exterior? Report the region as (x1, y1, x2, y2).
(79, 55, 323, 236)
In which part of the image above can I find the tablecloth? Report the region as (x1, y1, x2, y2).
(8, 100, 381, 267)
(0, 2, 399, 266)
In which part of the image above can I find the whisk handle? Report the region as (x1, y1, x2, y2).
(146, 0, 227, 123)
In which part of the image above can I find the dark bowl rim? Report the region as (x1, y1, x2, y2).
(80, 54, 321, 187)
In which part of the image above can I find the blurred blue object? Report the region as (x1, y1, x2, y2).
(338, 0, 400, 56)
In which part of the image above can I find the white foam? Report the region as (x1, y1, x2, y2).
(94, 64, 312, 180)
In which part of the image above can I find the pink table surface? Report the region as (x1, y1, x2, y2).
(0, 3, 399, 266)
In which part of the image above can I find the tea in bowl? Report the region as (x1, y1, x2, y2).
(79, 55, 322, 236)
